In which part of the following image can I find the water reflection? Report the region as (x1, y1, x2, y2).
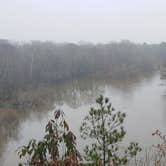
(0, 109, 23, 157)
(53, 72, 156, 109)
(0, 71, 165, 166)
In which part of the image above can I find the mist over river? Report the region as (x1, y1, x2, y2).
(1, 72, 166, 166)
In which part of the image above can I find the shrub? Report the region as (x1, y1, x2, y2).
(80, 95, 141, 166)
(17, 109, 81, 166)
(18, 95, 142, 166)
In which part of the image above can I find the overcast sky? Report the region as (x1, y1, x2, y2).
(0, 0, 166, 43)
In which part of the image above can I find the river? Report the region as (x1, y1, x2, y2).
(0, 72, 166, 166)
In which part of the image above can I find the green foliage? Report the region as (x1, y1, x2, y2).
(17, 109, 81, 166)
(80, 95, 141, 166)
(18, 95, 142, 166)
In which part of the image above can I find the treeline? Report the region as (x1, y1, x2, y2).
(0, 39, 166, 101)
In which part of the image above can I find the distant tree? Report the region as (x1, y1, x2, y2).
(0, 40, 165, 108)
(80, 95, 141, 166)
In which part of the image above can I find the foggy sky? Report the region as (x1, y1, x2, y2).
(0, 0, 166, 43)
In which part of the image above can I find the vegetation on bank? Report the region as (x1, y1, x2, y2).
(1, 39, 166, 103)
(0, 39, 166, 165)
(17, 95, 141, 166)
(17, 95, 166, 166)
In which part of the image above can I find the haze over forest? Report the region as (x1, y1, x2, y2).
(1, 1, 166, 165)
(1, 39, 166, 103)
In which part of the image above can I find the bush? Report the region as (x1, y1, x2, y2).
(17, 109, 81, 166)
(80, 95, 141, 166)
(18, 95, 141, 166)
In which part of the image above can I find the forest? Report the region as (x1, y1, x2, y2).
(1, 39, 166, 103)
(1, 40, 166, 165)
